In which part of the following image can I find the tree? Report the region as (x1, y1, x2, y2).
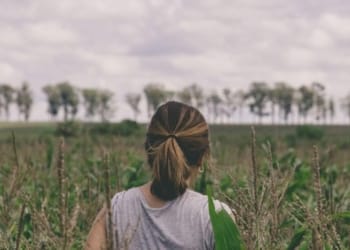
(165, 90, 175, 102)
(99, 90, 114, 122)
(125, 93, 141, 121)
(143, 83, 168, 117)
(233, 90, 245, 123)
(0, 84, 15, 120)
(43, 85, 61, 119)
(56, 82, 79, 121)
(341, 94, 350, 124)
(274, 82, 295, 124)
(207, 92, 222, 123)
(188, 84, 204, 109)
(297, 85, 314, 124)
(315, 94, 327, 121)
(245, 82, 270, 124)
(82, 88, 100, 120)
(222, 88, 236, 123)
(311, 82, 326, 124)
(328, 98, 335, 124)
(177, 83, 205, 109)
(267, 86, 278, 124)
(16, 82, 33, 121)
(177, 87, 192, 105)
(42, 82, 79, 121)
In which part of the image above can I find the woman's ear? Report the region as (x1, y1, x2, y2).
(197, 156, 204, 167)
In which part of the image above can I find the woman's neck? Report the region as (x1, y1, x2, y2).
(140, 182, 168, 208)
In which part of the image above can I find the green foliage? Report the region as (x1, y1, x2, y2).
(285, 126, 325, 147)
(285, 134, 297, 147)
(296, 125, 324, 140)
(194, 163, 212, 194)
(286, 163, 312, 200)
(177, 86, 193, 105)
(338, 139, 350, 150)
(143, 83, 169, 116)
(297, 85, 314, 119)
(43, 82, 79, 121)
(121, 153, 148, 189)
(55, 121, 82, 137)
(16, 82, 33, 121)
(0, 84, 15, 119)
(245, 82, 270, 121)
(112, 120, 141, 136)
(287, 228, 307, 250)
(125, 93, 141, 120)
(333, 211, 350, 224)
(259, 135, 276, 152)
(1, 125, 350, 249)
(82, 88, 100, 118)
(274, 82, 295, 122)
(89, 120, 141, 136)
(56, 82, 79, 120)
(207, 187, 245, 250)
(45, 137, 55, 169)
(99, 90, 114, 122)
(219, 175, 234, 197)
(88, 122, 111, 134)
(42, 85, 61, 118)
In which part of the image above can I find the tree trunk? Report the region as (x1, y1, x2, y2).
(5, 106, 9, 121)
(64, 104, 68, 121)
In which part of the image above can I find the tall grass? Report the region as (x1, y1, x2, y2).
(0, 125, 349, 249)
(216, 127, 350, 249)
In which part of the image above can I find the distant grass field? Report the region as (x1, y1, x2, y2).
(0, 122, 56, 137)
(1, 122, 350, 168)
(1, 122, 350, 163)
(1, 121, 349, 141)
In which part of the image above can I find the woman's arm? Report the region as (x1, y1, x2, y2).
(84, 207, 107, 250)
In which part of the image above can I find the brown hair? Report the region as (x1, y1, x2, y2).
(145, 101, 210, 201)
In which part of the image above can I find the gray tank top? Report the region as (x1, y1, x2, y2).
(110, 187, 229, 250)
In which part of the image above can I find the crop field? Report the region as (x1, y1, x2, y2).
(0, 122, 350, 249)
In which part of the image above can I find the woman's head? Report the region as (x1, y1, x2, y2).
(145, 101, 210, 201)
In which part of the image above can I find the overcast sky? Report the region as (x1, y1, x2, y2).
(1, 0, 350, 121)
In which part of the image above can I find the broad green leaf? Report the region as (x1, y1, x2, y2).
(333, 211, 350, 224)
(207, 187, 245, 250)
(287, 227, 307, 250)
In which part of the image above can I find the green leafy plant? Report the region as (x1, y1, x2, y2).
(296, 125, 324, 140)
(121, 153, 149, 189)
(207, 187, 245, 250)
(89, 120, 142, 136)
(55, 121, 82, 137)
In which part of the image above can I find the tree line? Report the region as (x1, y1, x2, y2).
(1, 81, 350, 124)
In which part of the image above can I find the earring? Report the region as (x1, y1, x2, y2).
(198, 166, 204, 173)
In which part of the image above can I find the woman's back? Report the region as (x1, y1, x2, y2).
(111, 187, 223, 250)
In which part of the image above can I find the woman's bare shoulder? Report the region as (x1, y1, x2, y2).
(84, 207, 107, 250)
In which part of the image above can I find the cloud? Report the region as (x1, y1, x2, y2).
(75, 49, 141, 76)
(321, 13, 350, 39)
(308, 28, 333, 48)
(0, 62, 22, 82)
(0, 24, 23, 46)
(24, 21, 79, 44)
(1, 0, 350, 121)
